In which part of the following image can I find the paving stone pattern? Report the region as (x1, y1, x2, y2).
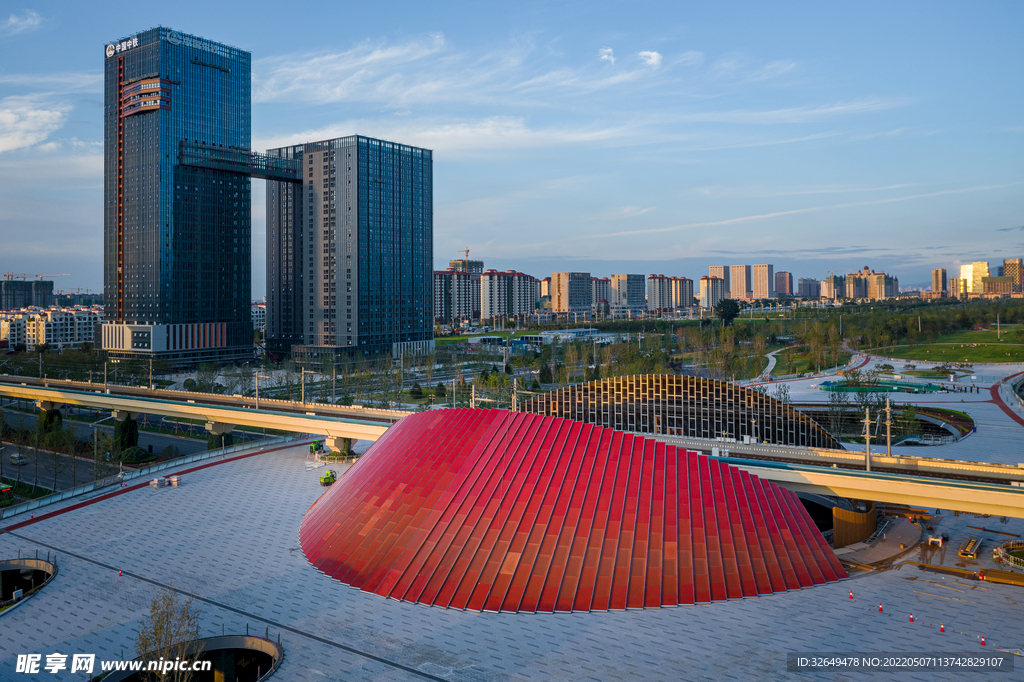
(2, 444, 1023, 681)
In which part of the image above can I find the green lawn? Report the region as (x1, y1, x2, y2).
(929, 327, 1024, 344)
(870, 343, 1024, 363)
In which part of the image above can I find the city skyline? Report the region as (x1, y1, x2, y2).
(1, 2, 1022, 294)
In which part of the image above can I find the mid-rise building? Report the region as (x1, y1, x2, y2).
(949, 277, 966, 299)
(774, 271, 793, 296)
(700, 276, 726, 309)
(610, 274, 646, 316)
(751, 264, 775, 300)
(449, 258, 484, 274)
(480, 270, 539, 321)
(729, 265, 752, 300)
(102, 28, 258, 364)
(821, 275, 844, 300)
(551, 272, 592, 316)
(647, 275, 673, 312)
(797, 278, 820, 298)
(959, 262, 989, 294)
(931, 268, 948, 297)
(267, 135, 434, 360)
(982, 276, 1013, 295)
(843, 266, 898, 300)
(540, 277, 551, 298)
(670, 277, 694, 310)
(709, 266, 730, 297)
(0, 280, 54, 311)
(1003, 258, 1023, 293)
(591, 277, 611, 316)
(434, 269, 475, 324)
(0, 306, 103, 351)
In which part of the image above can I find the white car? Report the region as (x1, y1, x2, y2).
(9, 453, 28, 466)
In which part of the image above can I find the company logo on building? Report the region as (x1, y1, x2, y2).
(164, 30, 231, 58)
(106, 36, 139, 57)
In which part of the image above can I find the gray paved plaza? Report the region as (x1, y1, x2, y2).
(2, 438, 1023, 681)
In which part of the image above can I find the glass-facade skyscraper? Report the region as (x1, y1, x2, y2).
(266, 136, 434, 360)
(101, 27, 253, 363)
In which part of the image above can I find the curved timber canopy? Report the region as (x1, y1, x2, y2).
(518, 375, 841, 450)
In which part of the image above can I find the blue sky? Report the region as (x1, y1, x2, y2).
(1, 1, 1022, 295)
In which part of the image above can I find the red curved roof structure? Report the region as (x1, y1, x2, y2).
(300, 409, 847, 613)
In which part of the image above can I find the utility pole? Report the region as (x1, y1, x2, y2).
(471, 384, 476, 409)
(104, 362, 108, 388)
(512, 377, 518, 412)
(149, 357, 153, 390)
(255, 373, 270, 410)
(332, 366, 336, 403)
(884, 397, 892, 457)
(862, 407, 873, 472)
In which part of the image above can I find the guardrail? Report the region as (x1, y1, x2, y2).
(993, 540, 1024, 569)
(0, 435, 301, 521)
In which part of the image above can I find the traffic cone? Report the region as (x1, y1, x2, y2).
(879, 603, 883, 612)
(849, 590, 853, 599)
(910, 613, 914, 623)
(118, 570, 121, 577)
(940, 623, 945, 632)
(981, 636, 986, 646)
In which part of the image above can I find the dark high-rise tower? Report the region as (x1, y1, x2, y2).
(101, 28, 255, 363)
(266, 136, 434, 362)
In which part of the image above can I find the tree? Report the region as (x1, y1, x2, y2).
(539, 364, 553, 384)
(410, 382, 423, 399)
(434, 382, 446, 397)
(135, 586, 203, 682)
(714, 299, 740, 326)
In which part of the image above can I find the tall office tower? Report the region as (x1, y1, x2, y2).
(551, 272, 592, 315)
(101, 28, 263, 363)
(709, 266, 730, 296)
(729, 265, 752, 300)
(591, 277, 611, 315)
(699, 276, 725, 309)
(267, 135, 433, 361)
(959, 262, 989, 294)
(670, 277, 694, 310)
(774, 271, 793, 296)
(1003, 258, 1023, 293)
(646, 275, 673, 312)
(433, 269, 475, 325)
(480, 270, 539, 321)
(751, 264, 775, 299)
(931, 268, 948, 296)
(610, 274, 646, 315)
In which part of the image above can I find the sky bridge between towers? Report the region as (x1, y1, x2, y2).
(178, 140, 302, 182)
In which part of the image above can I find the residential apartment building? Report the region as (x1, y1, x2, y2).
(700, 276, 726, 309)
(449, 258, 483, 274)
(671, 277, 694, 310)
(0, 306, 103, 351)
(843, 266, 898, 300)
(729, 265, 752, 300)
(591, 277, 611, 316)
(647, 275, 673, 312)
(480, 270, 539, 321)
(949, 276, 966, 299)
(540, 277, 551, 298)
(751, 264, 775, 299)
(1003, 258, 1023, 293)
(774, 271, 793, 296)
(797, 278, 821, 298)
(709, 266, 730, 297)
(251, 302, 266, 332)
(551, 272, 592, 315)
(610, 274, 646, 316)
(433, 269, 476, 324)
(931, 268, 948, 297)
(0, 280, 54, 311)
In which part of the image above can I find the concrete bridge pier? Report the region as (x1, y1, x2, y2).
(205, 422, 235, 436)
(325, 436, 354, 454)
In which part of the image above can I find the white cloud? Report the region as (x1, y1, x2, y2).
(1, 9, 41, 36)
(0, 95, 72, 153)
(638, 51, 662, 68)
(598, 47, 615, 64)
(589, 206, 656, 220)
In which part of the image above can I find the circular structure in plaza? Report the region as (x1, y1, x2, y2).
(0, 557, 56, 614)
(300, 409, 847, 613)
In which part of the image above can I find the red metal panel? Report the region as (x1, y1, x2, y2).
(644, 441, 665, 608)
(710, 460, 742, 599)
(688, 451, 710, 603)
(740, 469, 787, 593)
(778, 488, 832, 585)
(720, 462, 757, 598)
(592, 432, 632, 611)
(576, 429, 624, 612)
(754, 478, 801, 591)
(611, 435, 645, 610)
(732, 468, 772, 595)
(763, 481, 814, 589)
(627, 438, 655, 609)
(556, 427, 611, 612)
(661, 445, 679, 606)
(699, 456, 727, 601)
